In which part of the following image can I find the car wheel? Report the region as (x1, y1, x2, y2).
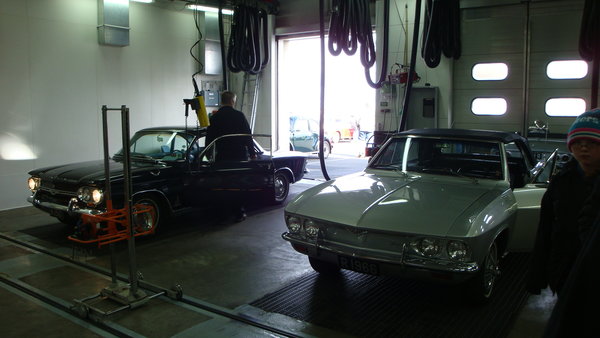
(333, 132, 341, 143)
(272, 172, 290, 204)
(309, 257, 340, 275)
(320, 141, 331, 158)
(466, 241, 500, 304)
(132, 194, 168, 235)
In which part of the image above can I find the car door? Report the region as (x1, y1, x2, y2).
(182, 135, 275, 206)
(290, 118, 315, 152)
(508, 149, 559, 252)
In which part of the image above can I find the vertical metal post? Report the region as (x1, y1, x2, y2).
(102, 105, 118, 286)
(120, 105, 139, 296)
(102, 106, 112, 207)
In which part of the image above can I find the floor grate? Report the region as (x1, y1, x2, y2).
(251, 253, 531, 338)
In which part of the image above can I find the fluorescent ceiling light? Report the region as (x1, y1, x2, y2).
(187, 4, 234, 15)
(131, 0, 154, 3)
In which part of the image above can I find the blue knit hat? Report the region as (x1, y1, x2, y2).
(567, 108, 600, 150)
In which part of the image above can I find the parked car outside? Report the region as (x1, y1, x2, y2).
(328, 118, 356, 143)
(27, 126, 307, 237)
(283, 128, 556, 303)
(289, 116, 333, 158)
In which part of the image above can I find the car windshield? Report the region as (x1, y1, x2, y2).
(369, 136, 504, 180)
(114, 131, 196, 162)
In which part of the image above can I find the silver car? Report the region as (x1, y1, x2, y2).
(283, 129, 557, 302)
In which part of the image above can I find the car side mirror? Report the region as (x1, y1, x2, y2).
(530, 148, 558, 184)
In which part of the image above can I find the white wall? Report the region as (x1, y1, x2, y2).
(0, 0, 201, 210)
(377, 0, 452, 132)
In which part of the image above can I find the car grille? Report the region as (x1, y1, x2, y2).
(40, 180, 80, 193)
(36, 188, 76, 205)
(320, 223, 408, 258)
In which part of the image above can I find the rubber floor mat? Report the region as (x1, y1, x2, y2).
(251, 253, 531, 338)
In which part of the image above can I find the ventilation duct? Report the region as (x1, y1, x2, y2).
(97, 0, 130, 46)
(201, 12, 223, 75)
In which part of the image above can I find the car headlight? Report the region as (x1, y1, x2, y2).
(447, 240, 469, 260)
(286, 216, 302, 233)
(304, 220, 320, 238)
(77, 187, 104, 205)
(28, 177, 41, 192)
(411, 238, 441, 257)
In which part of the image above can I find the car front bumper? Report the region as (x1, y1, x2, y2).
(282, 232, 479, 283)
(28, 195, 105, 216)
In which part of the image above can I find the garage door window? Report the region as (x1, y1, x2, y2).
(471, 98, 507, 116)
(545, 98, 586, 117)
(472, 63, 508, 81)
(546, 60, 588, 79)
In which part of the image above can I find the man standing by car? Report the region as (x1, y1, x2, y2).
(206, 91, 256, 161)
(205, 91, 256, 222)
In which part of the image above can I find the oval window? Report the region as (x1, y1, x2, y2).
(471, 98, 507, 116)
(546, 60, 588, 79)
(545, 98, 586, 117)
(472, 63, 508, 81)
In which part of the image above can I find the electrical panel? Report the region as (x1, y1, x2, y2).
(204, 90, 220, 107)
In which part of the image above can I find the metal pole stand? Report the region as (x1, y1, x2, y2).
(71, 105, 150, 319)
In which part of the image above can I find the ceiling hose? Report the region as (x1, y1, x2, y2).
(319, 0, 331, 180)
(421, 0, 461, 68)
(227, 4, 269, 74)
(328, 0, 390, 89)
(579, 0, 600, 107)
(218, 0, 228, 89)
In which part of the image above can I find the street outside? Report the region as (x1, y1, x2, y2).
(302, 139, 370, 181)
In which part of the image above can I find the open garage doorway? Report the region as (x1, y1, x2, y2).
(278, 36, 376, 180)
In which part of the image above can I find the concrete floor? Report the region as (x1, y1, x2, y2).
(1, 150, 557, 337)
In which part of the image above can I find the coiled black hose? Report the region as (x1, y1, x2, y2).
(328, 0, 390, 89)
(227, 4, 269, 74)
(421, 0, 461, 68)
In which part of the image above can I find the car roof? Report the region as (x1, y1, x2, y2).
(397, 128, 526, 144)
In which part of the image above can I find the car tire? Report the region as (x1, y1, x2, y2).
(272, 171, 290, 204)
(132, 194, 168, 235)
(309, 257, 340, 275)
(320, 141, 331, 158)
(333, 132, 341, 143)
(466, 241, 500, 304)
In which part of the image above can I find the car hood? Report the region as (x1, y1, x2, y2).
(28, 159, 166, 184)
(285, 172, 506, 237)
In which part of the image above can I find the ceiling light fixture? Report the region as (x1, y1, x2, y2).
(187, 4, 234, 15)
(131, 0, 154, 3)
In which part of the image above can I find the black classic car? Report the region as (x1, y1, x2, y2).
(27, 126, 307, 235)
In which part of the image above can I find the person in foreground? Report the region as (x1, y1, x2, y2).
(526, 108, 600, 337)
(206, 91, 256, 222)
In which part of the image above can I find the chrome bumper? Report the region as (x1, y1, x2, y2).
(282, 232, 479, 274)
(28, 195, 105, 216)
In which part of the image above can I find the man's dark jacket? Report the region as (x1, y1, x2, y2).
(205, 106, 255, 161)
(526, 160, 594, 294)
